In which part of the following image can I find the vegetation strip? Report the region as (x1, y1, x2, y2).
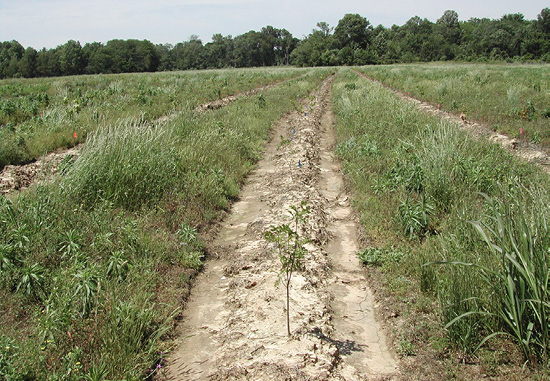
(356, 64, 550, 152)
(332, 68, 550, 378)
(194, 76, 298, 113)
(0, 71, 308, 195)
(354, 68, 550, 174)
(1, 67, 309, 169)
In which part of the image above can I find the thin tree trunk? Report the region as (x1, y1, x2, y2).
(286, 280, 291, 336)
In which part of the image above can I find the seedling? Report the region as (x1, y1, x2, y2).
(264, 201, 310, 336)
(277, 134, 291, 149)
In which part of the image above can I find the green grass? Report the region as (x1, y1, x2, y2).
(0, 67, 332, 379)
(0, 67, 308, 169)
(332, 67, 550, 372)
(357, 63, 550, 148)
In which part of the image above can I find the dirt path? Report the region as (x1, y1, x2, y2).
(354, 70, 550, 174)
(164, 77, 398, 380)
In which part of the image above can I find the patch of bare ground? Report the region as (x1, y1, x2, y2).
(0, 144, 82, 195)
(355, 71, 550, 174)
(163, 76, 399, 380)
(194, 80, 293, 113)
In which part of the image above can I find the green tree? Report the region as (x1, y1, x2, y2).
(35, 47, 61, 77)
(155, 43, 174, 71)
(203, 34, 234, 68)
(171, 36, 205, 70)
(82, 42, 107, 74)
(260, 26, 297, 65)
(537, 8, 550, 34)
(133, 39, 159, 72)
(60, 40, 85, 76)
(334, 13, 372, 49)
(437, 10, 462, 45)
(19, 47, 38, 77)
(398, 16, 435, 61)
(290, 22, 335, 66)
(233, 31, 271, 67)
(0, 40, 24, 78)
(264, 202, 310, 337)
(534, 8, 550, 59)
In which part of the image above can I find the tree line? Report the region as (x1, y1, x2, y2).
(292, 9, 550, 66)
(1, 8, 549, 79)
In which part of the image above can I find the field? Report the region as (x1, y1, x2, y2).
(0, 68, 308, 169)
(1, 63, 549, 379)
(357, 63, 550, 149)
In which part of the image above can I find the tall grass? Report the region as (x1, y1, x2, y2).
(0, 67, 308, 169)
(61, 117, 183, 210)
(0, 67, 331, 378)
(357, 63, 550, 148)
(332, 67, 550, 370)
(440, 191, 550, 364)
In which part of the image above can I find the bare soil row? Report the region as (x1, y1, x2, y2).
(164, 76, 398, 379)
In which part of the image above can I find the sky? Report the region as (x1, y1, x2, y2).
(1, 0, 548, 50)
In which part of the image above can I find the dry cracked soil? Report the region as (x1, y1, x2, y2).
(164, 77, 398, 380)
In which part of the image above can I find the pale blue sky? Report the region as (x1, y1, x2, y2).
(1, 0, 548, 49)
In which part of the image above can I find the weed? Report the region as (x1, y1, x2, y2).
(398, 339, 416, 356)
(397, 195, 435, 239)
(344, 83, 357, 90)
(105, 250, 131, 281)
(277, 135, 292, 149)
(518, 101, 536, 121)
(72, 264, 102, 318)
(358, 247, 404, 266)
(257, 93, 266, 108)
(0, 243, 17, 274)
(83, 362, 109, 381)
(100, 296, 176, 378)
(0, 336, 23, 380)
(428, 193, 550, 365)
(181, 251, 204, 270)
(336, 136, 380, 161)
(58, 229, 82, 260)
(16, 262, 47, 301)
